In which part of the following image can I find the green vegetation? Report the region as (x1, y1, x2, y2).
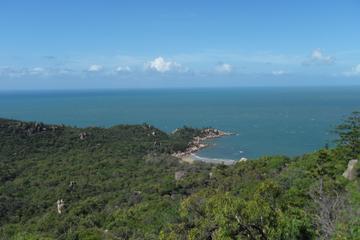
(335, 111, 360, 158)
(0, 113, 359, 239)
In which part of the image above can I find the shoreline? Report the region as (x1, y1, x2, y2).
(185, 153, 236, 165)
(172, 128, 238, 165)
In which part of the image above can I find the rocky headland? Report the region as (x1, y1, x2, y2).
(172, 128, 234, 161)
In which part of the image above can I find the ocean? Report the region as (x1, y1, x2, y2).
(1, 87, 360, 159)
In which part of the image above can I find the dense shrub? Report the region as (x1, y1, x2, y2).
(0, 114, 359, 239)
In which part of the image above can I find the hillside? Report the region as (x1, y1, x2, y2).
(0, 115, 359, 240)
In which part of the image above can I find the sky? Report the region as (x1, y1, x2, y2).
(0, 0, 360, 89)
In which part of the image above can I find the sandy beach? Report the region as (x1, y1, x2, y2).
(172, 128, 238, 165)
(184, 153, 236, 165)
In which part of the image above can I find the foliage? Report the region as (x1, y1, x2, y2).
(335, 111, 360, 158)
(0, 113, 359, 239)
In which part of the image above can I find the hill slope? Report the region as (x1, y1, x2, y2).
(0, 117, 359, 240)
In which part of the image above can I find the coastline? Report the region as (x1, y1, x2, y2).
(188, 153, 236, 165)
(172, 128, 238, 165)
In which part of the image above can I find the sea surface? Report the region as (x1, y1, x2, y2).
(1, 87, 360, 160)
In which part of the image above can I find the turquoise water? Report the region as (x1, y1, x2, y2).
(1, 87, 360, 159)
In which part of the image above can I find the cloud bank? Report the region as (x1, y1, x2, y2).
(1, 48, 358, 83)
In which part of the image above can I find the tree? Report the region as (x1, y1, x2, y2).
(163, 181, 314, 240)
(309, 179, 346, 240)
(335, 111, 360, 158)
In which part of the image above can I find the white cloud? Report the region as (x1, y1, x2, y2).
(30, 67, 45, 75)
(146, 57, 182, 72)
(0, 66, 83, 78)
(88, 64, 103, 72)
(215, 63, 232, 73)
(344, 64, 360, 76)
(0, 67, 48, 77)
(116, 66, 131, 72)
(304, 49, 334, 65)
(272, 70, 286, 76)
(311, 49, 333, 63)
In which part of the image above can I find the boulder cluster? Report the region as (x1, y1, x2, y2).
(79, 132, 88, 140)
(15, 122, 59, 136)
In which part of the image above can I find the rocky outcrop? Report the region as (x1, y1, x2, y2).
(8, 121, 60, 136)
(342, 159, 358, 181)
(175, 171, 186, 181)
(172, 128, 233, 158)
(57, 199, 65, 214)
(79, 132, 88, 140)
(68, 181, 76, 191)
(199, 128, 232, 139)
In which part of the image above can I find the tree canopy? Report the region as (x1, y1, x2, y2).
(0, 114, 359, 239)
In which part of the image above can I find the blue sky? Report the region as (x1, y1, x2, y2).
(1, 0, 360, 89)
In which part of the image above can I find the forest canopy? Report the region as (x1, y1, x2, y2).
(0, 113, 359, 240)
